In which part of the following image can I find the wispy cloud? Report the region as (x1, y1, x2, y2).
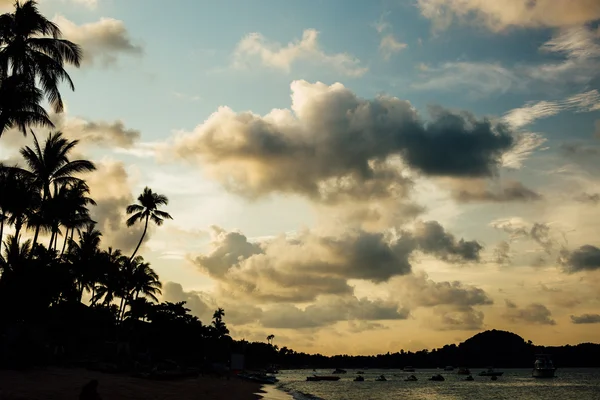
(503, 90, 600, 129)
(379, 35, 407, 60)
(232, 29, 367, 77)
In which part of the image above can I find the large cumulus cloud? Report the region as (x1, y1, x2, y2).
(168, 80, 515, 204)
(191, 222, 482, 303)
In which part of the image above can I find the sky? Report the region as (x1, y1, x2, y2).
(1, 0, 600, 355)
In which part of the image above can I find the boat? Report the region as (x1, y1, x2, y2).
(404, 374, 418, 381)
(491, 375, 498, 381)
(375, 375, 387, 381)
(332, 368, 347, 374)
(307, 375, 341, 381)
(478, 367, 504, 377)
(429, 374, 445, 381)
(403, 366, 415, 372)
(457, 367, 471, 375)
(464, 375, 474, 381)
(237, 373, 278, 384)
(532, 354, 557, 378)
(353, 375, 364, 381)
(444, 366, 454, 371)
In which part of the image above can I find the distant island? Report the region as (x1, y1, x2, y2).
(273, 329, 600, 370)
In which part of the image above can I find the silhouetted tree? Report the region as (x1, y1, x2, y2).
(126, 187, 172, 261)
(0, 0, 82, 112)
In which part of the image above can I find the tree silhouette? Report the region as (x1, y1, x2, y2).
(0, 75, 53, 137)
(126, 187, 172, 261)
(212, 307, 229, 339)
(0, 0, 82, 112)
(17, 131, 95, 248)
(267, 334, 275, 346)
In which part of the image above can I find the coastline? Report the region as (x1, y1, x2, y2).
(0, 367, 262, 399)
(258, 384, 295, 400)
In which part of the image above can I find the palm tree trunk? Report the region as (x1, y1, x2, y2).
(129, 215, 149, 261)
(48, 229, 55, 250)
(32, 224, 40, 250)
(0, 213, 4, 255)
(52, 228, 60, 252)
(60, 228, 69, 256)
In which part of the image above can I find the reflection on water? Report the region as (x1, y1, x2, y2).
(270, 368, 600, 400)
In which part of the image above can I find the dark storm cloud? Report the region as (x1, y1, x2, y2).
(413, 221, 483, 262)
(561, 245, 600, 273)
(503, 300, 556, 325)
(570, 314, 600, 324)
(170, 80, 515, 203)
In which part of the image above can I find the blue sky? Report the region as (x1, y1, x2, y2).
(2, 0, 600, 354)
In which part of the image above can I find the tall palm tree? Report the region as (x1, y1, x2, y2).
(126, 187, 172, 261)
(92, 247, 125, 307)
(0, 0, 82, 112)
(119, 257, 161, 321)
(18, 131, 95, 247)
(66, 223, 101, 301)
(0, 165, 40, 250)
(0, 74, 53, 137)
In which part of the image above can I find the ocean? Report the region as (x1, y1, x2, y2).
(260, 368, 600, 400)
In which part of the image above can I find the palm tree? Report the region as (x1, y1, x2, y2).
(66, 223, 101, 301)
(92, 247, 125, 307)
(0, 0, 82, 112)
(119, 257, 161, 320)
(211, 308, 229, 338)
(267, 334, 275, 346)
(126, 187, 172, 261)
(0, 74, 53, 137)
(18, 131, 95, 248)
(0, 165, 40, 250)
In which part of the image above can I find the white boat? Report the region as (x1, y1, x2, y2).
(478, 367, 504, 377)
(532, 354, 556, 378)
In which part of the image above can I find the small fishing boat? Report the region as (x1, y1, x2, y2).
(479, 367, 504, 377)
(403, 366, 416, 372)
(307, 375, 341, 381)
(332, 368, 347, 374)
(464, 375, 474, 381)
(532, 354, 557, 378)
(429, 374, 445, 381)
(491, 375, 498, 381)
(354, 375, 364, 381)
(457, 367, 471, 375)
(375, 375, 387, 381)
(404, 374, 418, 381)
(444, 366, 455, 371)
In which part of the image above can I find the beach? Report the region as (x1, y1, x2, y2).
(0, 367, 263, 399)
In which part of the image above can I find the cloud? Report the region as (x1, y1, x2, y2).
(260, 295, 410, 329)
(85, 160, 150, 253)
(413, 62, 520, 96)
(191, 222, 482, 303)
(168, 80, 515, 203)
(413, 220, 483, 262)
(232, 29, 367, 77)
(560, 245, 600, 273)
(394, 273, 492, 331)
(490, 218, 556, 254)
(541, 26, 600, 61)
(560, 143, 600, 157)
(161, 281, 263, 326)
(503, 300, 556, 325)
(379, 35, 407, 60)
(54, 15, 143, 67)
(51, 113, 141, 148)
(575, 192, 600, 205)
(398, 273, 493, 308)
(503, 90, 600, 129)
(451, 179, 543, 203)
(570, 314, 600, 324)
(494, 241, 511, 265)
(417, 0, 600, 31)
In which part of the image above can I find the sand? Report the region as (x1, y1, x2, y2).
(0, 367, 263, 400)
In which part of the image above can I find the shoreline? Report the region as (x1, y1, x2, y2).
(0, 367, 262, 399)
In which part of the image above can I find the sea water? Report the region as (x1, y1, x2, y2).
(260, 368, 600, 400)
